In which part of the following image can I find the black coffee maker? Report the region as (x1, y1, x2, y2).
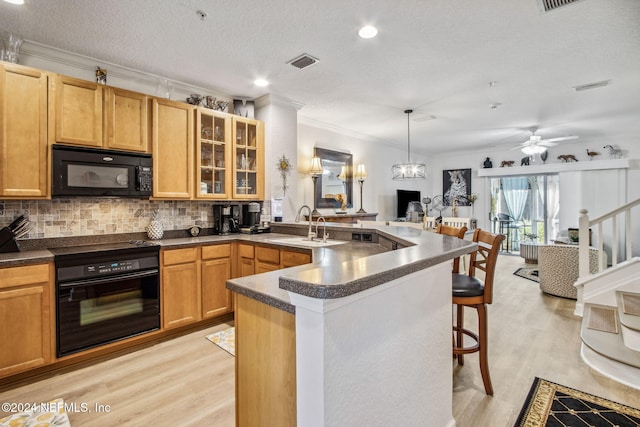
(213, 204, 240, 235)
(241, 202, 261, 229)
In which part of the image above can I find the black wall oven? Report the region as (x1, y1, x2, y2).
(52, 242, 160, 357)
(52, 145, 152, 198)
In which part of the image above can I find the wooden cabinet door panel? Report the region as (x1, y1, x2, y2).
(0, 263, 51, 378)
(0, 64, 48, 198)
(152, 98, 193, 199)
(105, 88, 148, 152)
(256, 246, 280, 264)
(281, 250, 312, 268)
(162, 262, 200, 329)
(162, 247, 198, 266)
(54, 75, 103, 147)
(202, 258, 232, 319)
(255, 262, 280, 274)
(202, 243, 232, 260)
(238, 257, 255, 277)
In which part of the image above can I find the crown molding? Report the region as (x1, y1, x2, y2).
(19, 40, 231, 99)
(254, 93, 305, 110)
(297, 115, 397, 148)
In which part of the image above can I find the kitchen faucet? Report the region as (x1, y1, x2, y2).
(295, 205, 316, 241)
(315, 217, 328, 243)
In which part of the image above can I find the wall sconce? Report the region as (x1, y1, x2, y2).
(354, 164, 367, 213)
(308, 156, 324, 216)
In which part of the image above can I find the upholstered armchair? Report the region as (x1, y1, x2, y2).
(538, 245, 606, 299)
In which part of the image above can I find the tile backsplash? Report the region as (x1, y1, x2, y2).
(0, 199, 214, 239)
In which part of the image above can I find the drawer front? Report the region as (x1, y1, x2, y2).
(162, 247, 198, 265)
(202, 243, 232, 260)
(256, 246, 280, 265)
(238, 243, 255, 259)
(0, 263, 50, 289)
(282, 250, 311, 267)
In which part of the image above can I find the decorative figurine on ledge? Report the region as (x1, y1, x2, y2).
(500, 160, 515, 167)
(603, 145, 623, 159)
(586, 149, 600, 160)
(558, 154, 578, 162)
(540, 150, 548, 164)
(521, 156, 531, 166)
(483, 157, 493, 168)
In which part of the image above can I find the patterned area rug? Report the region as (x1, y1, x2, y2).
(515, 377, 640, 426)
(205, 327, 235, 356)
(514, 267, 540, 283)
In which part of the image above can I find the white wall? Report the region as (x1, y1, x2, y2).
(429, 139, 640, 256)
(255, 95, 300, 221)
(296, 123, 430, 221)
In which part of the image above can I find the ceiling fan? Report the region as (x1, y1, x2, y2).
(516, 127, 579, 155)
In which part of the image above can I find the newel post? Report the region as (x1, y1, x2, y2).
(579, 209, 590, 278)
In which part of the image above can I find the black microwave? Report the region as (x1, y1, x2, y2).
(52, 145, 153, 198)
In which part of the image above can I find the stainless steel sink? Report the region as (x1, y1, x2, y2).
(267, 236, 347, 248)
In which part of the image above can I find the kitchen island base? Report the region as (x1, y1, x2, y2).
(233, 261, 455, 427)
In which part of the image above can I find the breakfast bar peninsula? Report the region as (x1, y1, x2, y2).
(227, 221, 476, 427)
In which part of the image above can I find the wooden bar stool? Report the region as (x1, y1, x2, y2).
(452, 229, 504, 395)
(436, 223, 467, 273)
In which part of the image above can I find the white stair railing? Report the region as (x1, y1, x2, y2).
(578, 198, 640, 278)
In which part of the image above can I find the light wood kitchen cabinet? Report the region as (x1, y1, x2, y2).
(0, 263, 52, 378)
(281, 250, 312, 268)
(232, 117, 264, 199)
(195, 108, 231, 199)
(152, 98, 194, 199)
(104, 87, 148, 152)
(201, 244, 233, 318)
(0, 63, 49, 198)
(53, 76, 150, 153)
(255, 245, 281, 273)
(235, 293, 296, 427)
(237, 243, 255, 277)
(161, 247, 201, 329)
(52, 74, 103, 147)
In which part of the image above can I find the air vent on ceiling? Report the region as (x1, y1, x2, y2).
(287, 53, 319, 70)
(539, 0, 582, 12)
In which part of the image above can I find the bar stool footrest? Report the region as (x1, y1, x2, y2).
(453, 326, 479, 355)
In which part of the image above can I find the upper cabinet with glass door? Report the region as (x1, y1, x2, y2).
(196, 108, 231, 199)
(232, 117, 264, 199)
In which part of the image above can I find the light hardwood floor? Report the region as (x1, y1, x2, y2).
(1, 255, 639, 426)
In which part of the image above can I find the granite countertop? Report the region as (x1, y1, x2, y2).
(1, 222, 477, 315)
(227, 222, 477, 313)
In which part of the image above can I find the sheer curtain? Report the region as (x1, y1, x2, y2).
(501, 177, 529, 221)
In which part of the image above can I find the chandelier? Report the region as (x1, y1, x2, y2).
(392, 110, 426, 180)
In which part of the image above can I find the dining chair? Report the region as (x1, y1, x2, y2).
(436, 223, 468, 273)
(423, 216, 437, 230)
(442, 217, 471, 229)
(452, 228, 504, 395)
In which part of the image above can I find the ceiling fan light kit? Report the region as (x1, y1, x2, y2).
(392, 110, 426, 180)
(517, 127, 579, 155)
(521, 144, 547, 155)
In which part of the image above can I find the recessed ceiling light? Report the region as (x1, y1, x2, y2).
(358, 25, 378, 39)
(254, 78, 269, 87)
(3, 0, 25, 4)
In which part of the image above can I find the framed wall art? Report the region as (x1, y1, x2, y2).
(443, 168, 471, 206)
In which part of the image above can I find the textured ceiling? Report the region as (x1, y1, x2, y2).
(1, 0, 639, 155)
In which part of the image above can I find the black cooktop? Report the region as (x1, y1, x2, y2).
(49, 240, 160, 259)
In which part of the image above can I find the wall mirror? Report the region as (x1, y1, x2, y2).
(314, 147, 353, 209)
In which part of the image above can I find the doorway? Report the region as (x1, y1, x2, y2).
(489, 174, 559, 252)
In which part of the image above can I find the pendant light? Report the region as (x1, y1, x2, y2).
(392, 110, 426, 180)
